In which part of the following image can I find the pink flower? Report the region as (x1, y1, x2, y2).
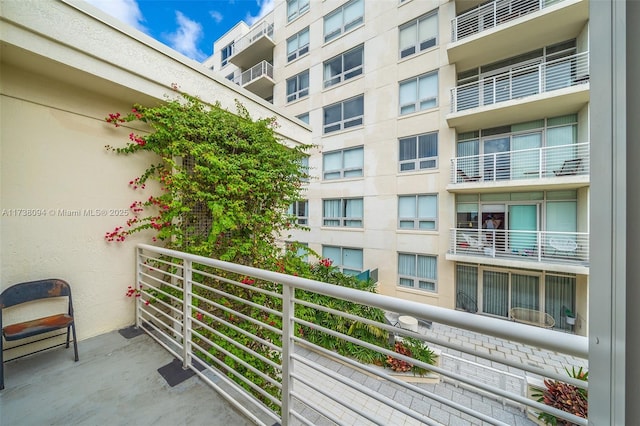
(196, 312, 203, 321)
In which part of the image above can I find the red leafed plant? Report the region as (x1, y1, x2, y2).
(386, 341, 413, 372)
(535, 367, 588, 425)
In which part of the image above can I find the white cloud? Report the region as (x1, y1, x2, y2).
(85, 0, 146, 32)
(246, 0, 275, 26)
(209, 10, 224, 24)
(165, 11, 207, 61)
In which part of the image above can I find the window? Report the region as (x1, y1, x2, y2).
(455, 265, 576, 330)
(323, 95, 364, 133)
(399, 132, 438, 171)
(226, 72, 235, 82)
(298, 156, 309, 182)
(287, 70, 309, 102)
(287, 27, 310, 62)
(322, 246, 363, 275)
(324, 0, 364, 42)
(287, 241, 309, 262)
(323, 146, 363, 180)
(221, 42, 234, 67)
(456, 114, 578, 181)
(287, 0, 310, 22)
(398, 194, 437, 229)
(296, 113, 309, 124)
(288, 200, 308, 225)
(398, 253, 437, 291)
(324, 44, 364, 88)
(323, 198, 363, 227)
(399, 12, 438, 59)
(399, 71, 438, 114)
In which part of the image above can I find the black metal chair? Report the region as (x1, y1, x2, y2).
(1, 279, 79, 390)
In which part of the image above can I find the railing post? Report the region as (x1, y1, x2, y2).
(493, 1, 497, 27)
(135, 246, 142, 328)
(182, 259, 193, 369)
(280, 283, 294, 426)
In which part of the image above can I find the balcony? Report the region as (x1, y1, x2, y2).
(232, 61, 274, 100)
(449, 142, 589, 192)
(448, 229, 589, 274)
(447, 51, 589, 131)
(448, 0, 589, 70)
(2, 244, 589, 424)
(229, 19, 274, 70)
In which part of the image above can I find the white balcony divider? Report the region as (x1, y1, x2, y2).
(233, 19, 274, 54)
(450, 51, 589, 113)
(451, 142, 589, 183)
(450, 228, 589, 265)
(233, 60, 274, 87)
(135, 244, 588, 426)
(451, 0, 553, 42)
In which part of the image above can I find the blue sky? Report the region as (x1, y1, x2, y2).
(86, 0, 274, 62)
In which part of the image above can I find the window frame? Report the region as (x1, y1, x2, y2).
(287, 0, 310, 22)
(322, 245, 363, 275)
(323, 0, 364, 43)
(221, 42, 234, 67)
(288, 200, 308, 225)
(323, 94, 364, 134)
(286, 70, 310, 103)
(398, 252, 438, 292)
(322, 146, 364, 180)
(323, 44, 364, 88)
(287, 27, 310, 63)
(399, 131, 439, 172)
(398, 11, 438, 59)
(323, 198, 363, 227)
(399, 71, 438, 115)
(398, 194, 438, 230)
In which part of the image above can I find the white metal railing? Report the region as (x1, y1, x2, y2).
(233, 19, 274, 54)
(232, 60, 274, 87)
(450, 228, 589, 265)
(450, 51, 589, 113)
(452, 142, 589, 183)
(451, 0, 561, 42)
(134, 244, 588, 426)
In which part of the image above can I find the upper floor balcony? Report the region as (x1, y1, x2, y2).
(229, 19, 274, 70)
(447, 51, 589, 131)
(447, 228, 589, 275)
(232, 60, 274, 100)
(449, 142, 589, 192)
(448, 0, 589, 70)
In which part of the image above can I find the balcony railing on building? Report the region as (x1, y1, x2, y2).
(232, 61, 274, 100)
(229, 19, 274, 69)
(450, 51, 589, 113)
(234, 19, 274, 53)
(451, 142, 589, 184)
(451, 0, 563, 42)
(449, 228, 589, 266)
(134, 244, 589, 426)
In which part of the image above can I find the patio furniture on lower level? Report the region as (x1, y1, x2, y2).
(509, 307, 555, 329)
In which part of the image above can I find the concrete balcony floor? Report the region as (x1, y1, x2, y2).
(1, 319, 588, 425)
(0, 329, 253, 426)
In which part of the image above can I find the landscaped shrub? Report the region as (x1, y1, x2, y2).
(535, 366, 588, 425)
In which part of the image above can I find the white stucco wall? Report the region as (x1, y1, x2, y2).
(0, 0, 311, 349)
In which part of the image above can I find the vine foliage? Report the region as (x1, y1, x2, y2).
(105, 90, 311, 266)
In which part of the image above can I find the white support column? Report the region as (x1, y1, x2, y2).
(182, 259, 192, 369)
(280, 284, 294, 426)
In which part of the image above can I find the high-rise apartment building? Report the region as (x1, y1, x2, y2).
(205, 0, 590, 336)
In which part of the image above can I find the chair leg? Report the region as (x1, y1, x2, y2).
(71, 323, 79, 362)
(66, 325, 71, 349)
(1, 338, 4, 390)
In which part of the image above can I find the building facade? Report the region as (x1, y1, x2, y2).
(208, 0, 590, 336)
